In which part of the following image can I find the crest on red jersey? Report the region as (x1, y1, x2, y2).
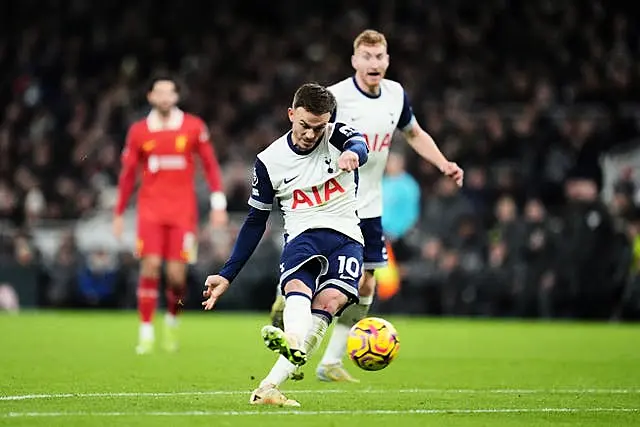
(175, 135, 187, 152)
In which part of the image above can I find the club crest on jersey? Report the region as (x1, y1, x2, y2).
(291, 178, 345, 209)
(324, 156, 334, 173)
(175, 135, 188, 152)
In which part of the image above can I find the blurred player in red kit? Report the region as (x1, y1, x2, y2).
(113, 76, 228, 354)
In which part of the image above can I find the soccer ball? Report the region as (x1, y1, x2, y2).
(346, 317, 400, 371)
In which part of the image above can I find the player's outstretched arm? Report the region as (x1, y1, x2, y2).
(403, 122, 463, 187)
(202, 207, 270, 310)
(397, 91, 463, 186)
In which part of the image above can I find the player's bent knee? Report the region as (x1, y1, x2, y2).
(140, 256, 162, 278)
(312, 288, 348, 317)
(283, 279, 313, 299)
(358, 270, 376, 297)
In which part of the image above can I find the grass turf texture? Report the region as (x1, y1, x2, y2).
(1, 311, 638, 426)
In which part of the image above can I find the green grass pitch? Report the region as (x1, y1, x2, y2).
(1, 311, 638, 426)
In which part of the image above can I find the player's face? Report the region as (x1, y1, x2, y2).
(288, 107, 331, 151)
(352, 43, 389, 89)
(147, 81, 178, 115)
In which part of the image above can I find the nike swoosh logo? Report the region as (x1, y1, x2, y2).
(284, 176, 297, 184)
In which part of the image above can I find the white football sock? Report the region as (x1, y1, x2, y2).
(303, 312, 330, 356)
(283, 294, 312, 348)
(139, 322, 154, 341)
(259, 355, 297, 388)
(319, 295, 373, 365)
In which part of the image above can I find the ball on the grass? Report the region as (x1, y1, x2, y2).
(346, 317, 400, 371)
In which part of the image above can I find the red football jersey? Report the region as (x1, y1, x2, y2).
(115, 108, 223, 228)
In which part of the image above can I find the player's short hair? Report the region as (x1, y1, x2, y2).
(292, 83, 336, 116)
(147, 74, 180, 93)
(353, 29, 388, 51)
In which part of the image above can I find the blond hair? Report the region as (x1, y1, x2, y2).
(353, 29, 388, 51)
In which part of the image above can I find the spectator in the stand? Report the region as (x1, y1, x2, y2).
(518, 198, 557, 318)
(223, 159, 253, 213)
(461, 166, 493, 227)
(47, 230, 81, 307)
(610, 180, 636, 218)
(558, 177, 619, 318)
(400, 236, 443, 314)
(490, 195, 523, 254)
(474, 238, 513, 317)
(76, 248, 120, 308)
(421, 176, 474, 239)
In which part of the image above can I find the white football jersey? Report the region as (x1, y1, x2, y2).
(248, 122, 367, 244)
(329, 77, 416, 218)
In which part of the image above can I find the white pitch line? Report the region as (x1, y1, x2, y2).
(1, 388, 640, 402)
(2, 408, 639, 418)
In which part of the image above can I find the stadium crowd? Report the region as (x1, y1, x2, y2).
(0, 0, 639, 319)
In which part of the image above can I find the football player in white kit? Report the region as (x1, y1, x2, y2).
(202, 83, 369, 406)
(270, 30, 464, 382)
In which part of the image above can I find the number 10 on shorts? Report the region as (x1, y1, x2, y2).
(337, 255, 361, 279)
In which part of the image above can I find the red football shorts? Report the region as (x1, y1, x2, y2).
(135, 221, 197, 264)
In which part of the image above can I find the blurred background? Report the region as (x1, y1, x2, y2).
(1, 0, 639, 320)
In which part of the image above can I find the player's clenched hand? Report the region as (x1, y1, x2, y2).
(202, 274, 230, 310)
(338, 151, 359, 172)
(442, 162, 464, 187)
(112, 215, 124, 240)
(210, 209, 228, 229)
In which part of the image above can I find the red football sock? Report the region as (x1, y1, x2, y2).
(138, 276, 159, 323)
(165, 285, 186, 317)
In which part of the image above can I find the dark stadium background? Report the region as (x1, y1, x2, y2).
(0, 0, 639, 320)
